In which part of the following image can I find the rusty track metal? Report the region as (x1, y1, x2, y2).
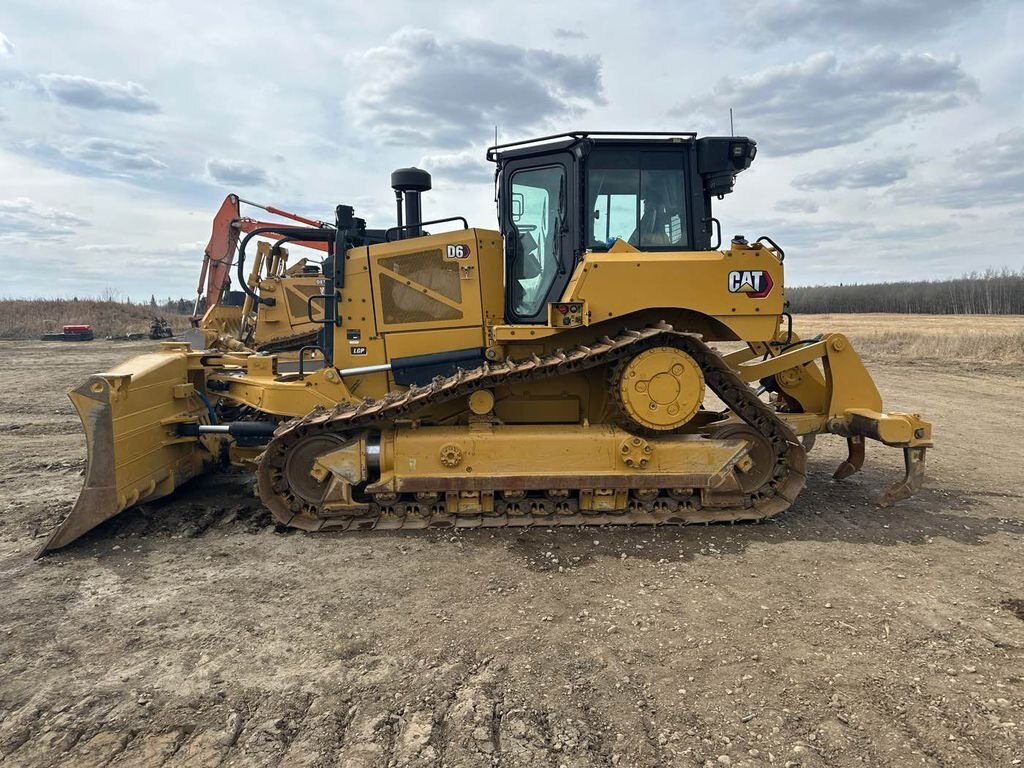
(256, 324, 807, 531)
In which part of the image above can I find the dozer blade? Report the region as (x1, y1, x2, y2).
(36, 345, 216, 557)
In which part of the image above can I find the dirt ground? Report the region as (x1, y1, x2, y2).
(1, 326, 1023, 767)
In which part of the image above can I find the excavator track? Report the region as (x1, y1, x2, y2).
(256, 324, 807, 531)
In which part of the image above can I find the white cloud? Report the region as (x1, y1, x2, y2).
(889, 128, 1024, 209)
(419, 150, 493, 184)
(0, 31, 14, 56)
(793, 158, 913, 190)
(735, 0, 991, 44)
(170, 240, 206, 254)
(0, 197, 90, 243)
(775, 198, 820, 214)
(677, 49, 979, 155)
(350, 28, 605, 147)
(73, 243, 134, 252)
(725, 215, 965, 283)
(205, 159, 273, 188)
(38, 74, 160, 113)
(57, 137, 167, 174)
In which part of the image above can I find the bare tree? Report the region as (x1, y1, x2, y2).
(788, 270, 1024, 315)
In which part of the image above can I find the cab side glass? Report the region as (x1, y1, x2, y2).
(587, 150, 689, 249)
(509, 165, 565, 317)
(591, 167, 639, 246)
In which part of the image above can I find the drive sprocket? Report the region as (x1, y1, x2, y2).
(610, 344, 705, 433)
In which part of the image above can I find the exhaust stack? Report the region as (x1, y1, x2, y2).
(390, 167, 432, 238)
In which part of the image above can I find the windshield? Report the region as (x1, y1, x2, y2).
(587, 150, 689, 249)
(509, 164, 565, 317)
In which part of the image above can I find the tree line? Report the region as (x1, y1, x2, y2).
(149, 296, 195, 315)
(65, 293, 196, 314)
(787, 269, 1024, 315)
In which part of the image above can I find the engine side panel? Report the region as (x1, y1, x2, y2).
(565, 245, 784, 342)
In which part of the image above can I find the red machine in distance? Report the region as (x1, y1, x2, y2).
(42, 325, 94, 342)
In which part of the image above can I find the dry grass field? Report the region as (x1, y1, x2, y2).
(0, 299, 187, 339)
(794, 313, 1024, 364)
(0, 313, 1022, 767)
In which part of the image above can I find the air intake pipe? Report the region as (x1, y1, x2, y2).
(390, 167, 432, 238)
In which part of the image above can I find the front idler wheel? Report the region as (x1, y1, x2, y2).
(711, 423, 776, 494)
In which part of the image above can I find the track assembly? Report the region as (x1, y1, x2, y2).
(256, 325, 807, 532)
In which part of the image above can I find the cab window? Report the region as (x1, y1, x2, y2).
(588, 150, 689, 249)
(509, 165, 565, 317)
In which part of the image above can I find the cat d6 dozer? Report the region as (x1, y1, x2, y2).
(39, 131, 932, 555)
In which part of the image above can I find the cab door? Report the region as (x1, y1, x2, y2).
(502, 154, 575, 324)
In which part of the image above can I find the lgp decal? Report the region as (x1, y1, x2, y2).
(446, 243, 471, 260)
(728, 270, 773, 298)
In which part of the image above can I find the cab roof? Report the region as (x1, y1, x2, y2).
(486, 131, 698, 163)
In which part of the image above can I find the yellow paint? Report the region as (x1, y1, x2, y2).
(56, 200, 933, 552)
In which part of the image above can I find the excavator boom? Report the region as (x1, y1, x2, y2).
(190, 195, 330, 326)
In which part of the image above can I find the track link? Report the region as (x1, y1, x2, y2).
(256, 324, 807, 531)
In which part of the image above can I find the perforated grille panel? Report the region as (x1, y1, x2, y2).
(380, 274, 463, 324)
(379, 249, 464, 325)
(380, 250, 462, 301)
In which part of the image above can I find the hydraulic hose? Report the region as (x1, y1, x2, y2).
(236, 226, 335, 306)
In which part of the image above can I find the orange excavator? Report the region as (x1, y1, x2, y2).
(190, 194, 331, 326)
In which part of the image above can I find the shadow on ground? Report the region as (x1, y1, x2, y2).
(28, 457, 1023, 571)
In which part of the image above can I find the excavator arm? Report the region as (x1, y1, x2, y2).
(190, 195, 331, 326)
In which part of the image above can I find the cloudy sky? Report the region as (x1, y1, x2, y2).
(1, 0, 1022, 299)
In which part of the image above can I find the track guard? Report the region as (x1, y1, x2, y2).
(36, 346, 216, 557)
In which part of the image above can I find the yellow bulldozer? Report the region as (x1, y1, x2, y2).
(39, 131, 932, 555)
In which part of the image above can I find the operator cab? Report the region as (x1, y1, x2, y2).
(487, 132, 757, 324)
